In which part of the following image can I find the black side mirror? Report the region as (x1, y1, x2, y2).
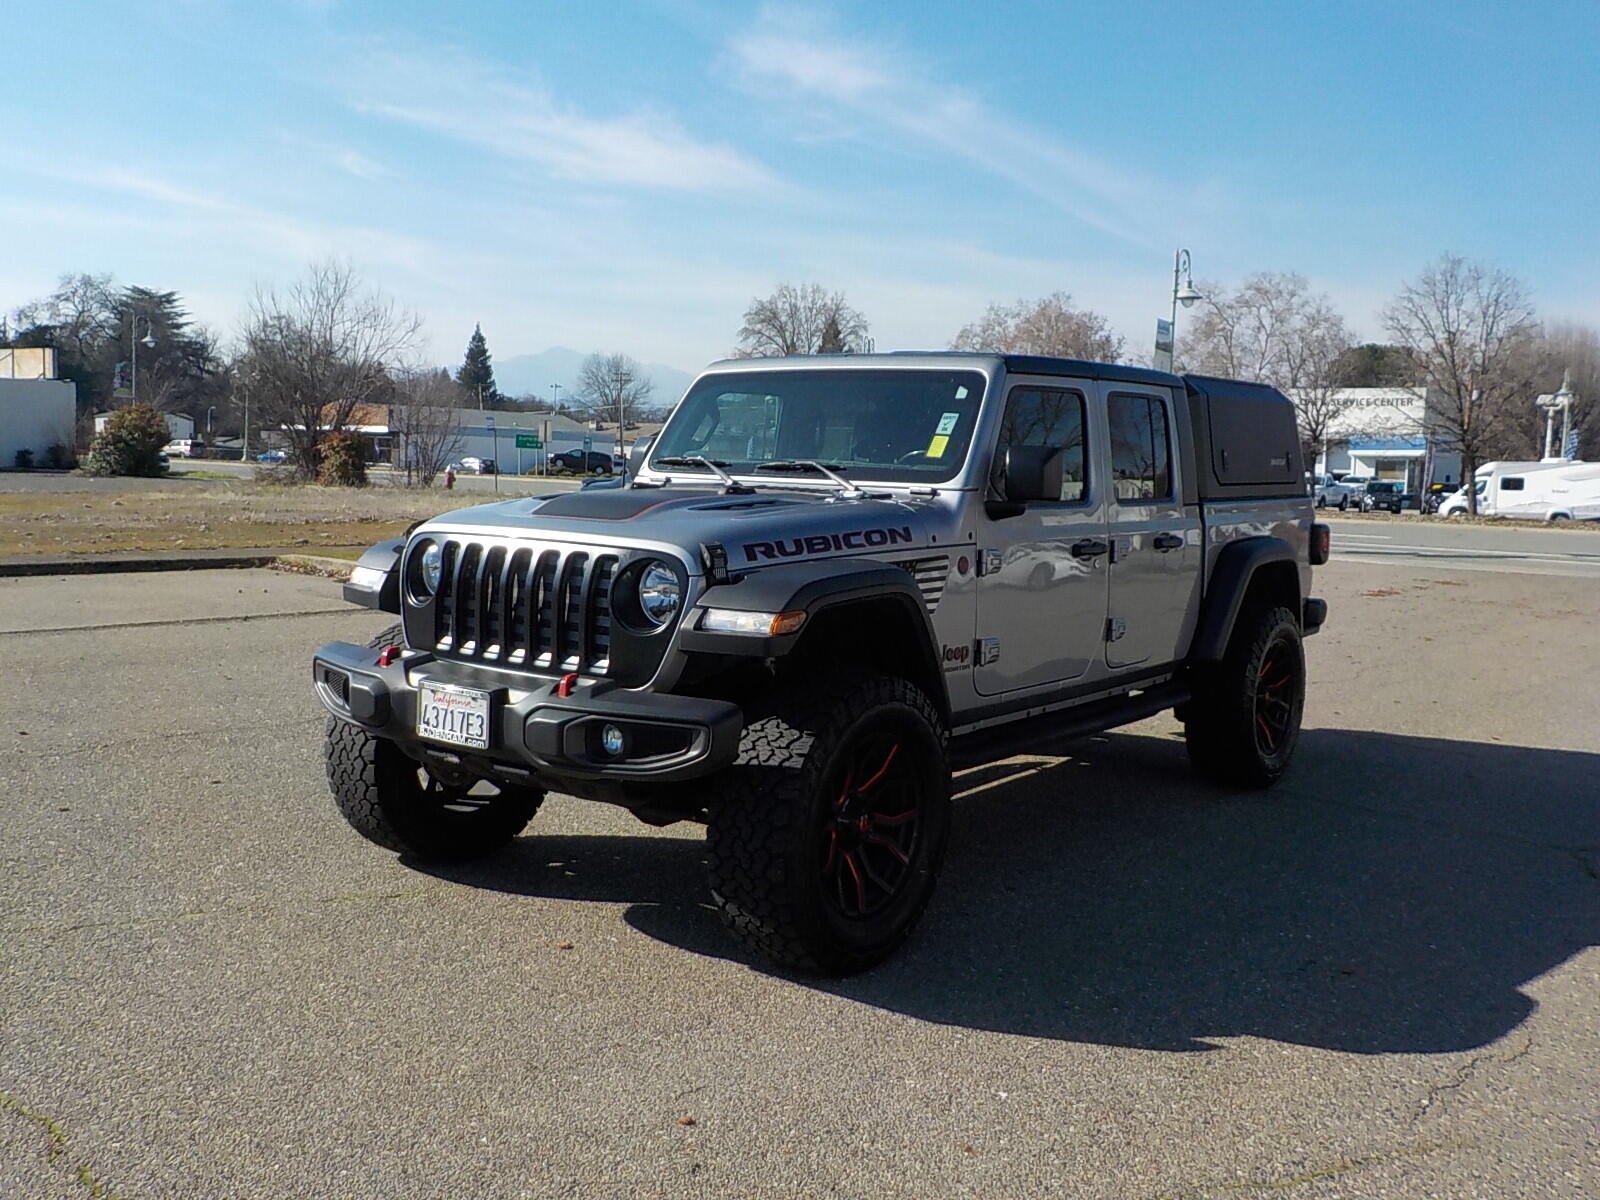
(627, 435, 653, 478)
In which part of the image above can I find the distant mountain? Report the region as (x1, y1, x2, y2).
(491, 347, 695, 412)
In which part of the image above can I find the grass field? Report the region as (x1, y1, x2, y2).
(0, 479, 483, 557)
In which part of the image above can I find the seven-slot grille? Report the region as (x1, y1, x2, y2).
(427, 538, 617, 673)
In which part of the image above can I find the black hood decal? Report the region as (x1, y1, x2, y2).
(532, 488, 712, 520)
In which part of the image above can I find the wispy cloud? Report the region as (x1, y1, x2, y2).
(727, 8, 1176, 245)
(342, 41, 777, 194)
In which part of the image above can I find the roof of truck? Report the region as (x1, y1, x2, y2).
(697, 351, 1184, 389)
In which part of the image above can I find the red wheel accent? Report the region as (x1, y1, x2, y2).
(819, 735, 922, 921)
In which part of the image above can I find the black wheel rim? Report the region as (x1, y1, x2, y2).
(1253, 639, 1298, 757)
(820, 731, 922, 920)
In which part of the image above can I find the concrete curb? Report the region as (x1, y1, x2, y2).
(0, 548, 326, 578)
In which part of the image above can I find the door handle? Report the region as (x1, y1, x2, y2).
(1071, 537, 1109, 559)
(1153, 532, 1185, 552)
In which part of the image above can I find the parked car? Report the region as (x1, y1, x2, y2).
(454, 457, 496, 475)
(552, 449, 614, 475)
(163, 439, 207, 459)
(1360, 480, 1405, 513)
(255, 449, 288, 464)
(1313, 474, 1359, 510)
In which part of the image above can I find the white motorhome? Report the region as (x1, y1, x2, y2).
(1438, 460, 1600, 520)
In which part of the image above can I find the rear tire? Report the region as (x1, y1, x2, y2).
(1184, 605, 1305, 789)
(323, 624, 541, 859)
(706, 672, 950, 974)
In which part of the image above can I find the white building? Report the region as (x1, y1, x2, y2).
(94, 410, 195, 441)
(1309, 387, 1462, 491)
(1, 348, 77, 467)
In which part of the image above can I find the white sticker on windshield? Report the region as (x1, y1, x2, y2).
(954, 386, 969, 400)
(935, 412, 960, 435)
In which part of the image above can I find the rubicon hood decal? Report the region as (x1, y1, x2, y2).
(744, 527, 915, 560)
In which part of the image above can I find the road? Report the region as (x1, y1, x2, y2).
(2, 557, 1596, 1198)
(1326, 514, 1600, 578)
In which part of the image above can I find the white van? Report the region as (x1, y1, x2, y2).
(1439, 460, 1599, 520)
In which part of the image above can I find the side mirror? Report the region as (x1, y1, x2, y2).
(627, 435, 653, 479)
(986, 445, 1064, 519)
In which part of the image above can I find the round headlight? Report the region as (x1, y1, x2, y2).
(637, 561, 681, 626)
(417, 540, 442, 596)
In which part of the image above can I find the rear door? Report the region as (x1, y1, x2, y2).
(1101, 386, 1202, 670)
(973, 377, 1109, 695)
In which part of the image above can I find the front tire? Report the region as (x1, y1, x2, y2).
(323, 624, 542, 859)
(1184, 605, 1305, 789)
(706, 673, 950, 974)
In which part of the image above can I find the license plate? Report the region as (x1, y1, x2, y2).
(416, 681, 491, 750)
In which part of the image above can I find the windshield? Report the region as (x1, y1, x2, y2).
(649, 368, 987, 484)
(1367, 481, 1401, 494)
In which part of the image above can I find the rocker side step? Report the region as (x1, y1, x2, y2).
(949, 681, 1191, 772)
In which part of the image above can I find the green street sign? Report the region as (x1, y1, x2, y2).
(515, 433, 542, 449)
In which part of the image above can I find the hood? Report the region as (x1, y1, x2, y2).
(419, 486, 942, 571)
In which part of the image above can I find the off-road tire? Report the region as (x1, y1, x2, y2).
(324, 624, 541, 859)
(706, 672, 950, 974)
(1184, 604, 1305, 789)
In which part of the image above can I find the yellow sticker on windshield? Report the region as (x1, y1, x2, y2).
(926, 433, 950, 458)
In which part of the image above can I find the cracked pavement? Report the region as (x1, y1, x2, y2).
(2, 565, 1596, 1198)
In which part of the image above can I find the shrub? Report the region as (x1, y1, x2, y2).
(45, 443, 77, 470)
(83, 404, 170, 477)
(14, 448, 35, 469)
(316, 431, 368, 487)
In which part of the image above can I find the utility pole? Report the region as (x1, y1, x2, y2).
(240, 383, 249, 462)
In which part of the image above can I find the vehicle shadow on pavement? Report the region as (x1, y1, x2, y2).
(425, 728, 1600, 1055)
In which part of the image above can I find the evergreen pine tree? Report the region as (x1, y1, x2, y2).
(455, 323, 499, 406)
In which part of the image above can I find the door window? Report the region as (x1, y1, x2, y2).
(994, 387, 1088, 502)
(1108, 394, 1172, 502)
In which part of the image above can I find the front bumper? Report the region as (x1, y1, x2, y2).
(311, 640, 743, 784)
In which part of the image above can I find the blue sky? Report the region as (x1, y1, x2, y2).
(4, 1, 1597, 375)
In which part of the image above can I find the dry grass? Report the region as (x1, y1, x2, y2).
(0, 481, 481, 557)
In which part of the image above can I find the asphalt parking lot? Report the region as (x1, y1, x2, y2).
(3, 556, 1596, 1198)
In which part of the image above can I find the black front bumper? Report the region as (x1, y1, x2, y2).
(311, 641, 743, 784)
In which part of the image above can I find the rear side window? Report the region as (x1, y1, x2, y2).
(994, 387, 1088, 502)
(1500, 477, 1524, 491)
(1108, 393, 1172, 502)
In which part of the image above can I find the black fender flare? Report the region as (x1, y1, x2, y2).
(678, 558, 947, 709)
(1191, 536, 1300, 661)
(341, 538, 406, 613)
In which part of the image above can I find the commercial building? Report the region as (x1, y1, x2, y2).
(1311, 387, 1462, 491)
(1, 347, 77, 467)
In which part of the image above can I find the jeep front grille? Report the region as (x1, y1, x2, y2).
(430, 538, 617, 673)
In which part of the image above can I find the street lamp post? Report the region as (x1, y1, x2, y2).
(128, 311, 157, 404)
(206, 406, 216, 438)
(1159, 248, 1204, 371)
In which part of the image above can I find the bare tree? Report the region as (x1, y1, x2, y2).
(1183, 273, 1353, 466)
(1383, 255, 1539, 513)
(1522, 321, 1599, 460)
(577, 352, 655, 459)
(10, 273, 119, 364)
(391, 368, 466, 486)
(951, 292, 1124, 361)
(237, 261, 420, 477)
(736, 283, 868, 357)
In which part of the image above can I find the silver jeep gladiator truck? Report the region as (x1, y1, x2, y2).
(314, 353, 1329, 972)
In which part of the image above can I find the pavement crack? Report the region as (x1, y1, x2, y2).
(0, 1090, 127, 1199)
(1163, 1138, 1470, 1198)
(1411, 1034, 1535, 1128)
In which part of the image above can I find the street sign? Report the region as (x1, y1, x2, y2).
(1152, 318, 1175, 373)
(515, 433, 542, 450)
(583, 434, 593, 454)
(484, 415, 495, 430)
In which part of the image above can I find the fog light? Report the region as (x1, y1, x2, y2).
(600, 723, 625, 757)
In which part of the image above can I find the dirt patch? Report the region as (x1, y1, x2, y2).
(0, 481, 483, 557)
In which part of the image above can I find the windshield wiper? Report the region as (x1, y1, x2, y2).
(652, 455, 753, 494)
(753, 459, 863, 497)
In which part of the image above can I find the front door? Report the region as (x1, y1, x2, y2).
(974, 380, 1109, 696)
(1102, 387, 1202, 670)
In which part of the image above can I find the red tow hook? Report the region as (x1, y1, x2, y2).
(557, 672, 579, 698)
(377, 645, 402, 668)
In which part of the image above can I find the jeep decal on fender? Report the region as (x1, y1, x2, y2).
(743, 526, 914, 561)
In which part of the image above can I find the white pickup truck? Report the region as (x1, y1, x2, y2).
(1313, 474, 1360, 511)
